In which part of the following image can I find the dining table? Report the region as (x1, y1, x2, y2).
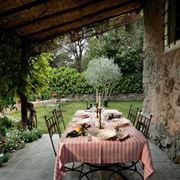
(53, 108, 154, 180)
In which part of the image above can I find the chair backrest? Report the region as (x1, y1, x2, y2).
(44, 115, 61, 156)
(136, 111, 152, 138)
(52, 108, 66, 131)
(127, 105, 139, 126)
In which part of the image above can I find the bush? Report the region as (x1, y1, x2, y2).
(4, 128, 42, 153)
(4, 129, 25, 152)
(113, 74, 143, 94)
(19, 128, 42, 143)
(42, 67, 93, 99)
(2, 153, 10, 163)
(0, 115, 42, 166)
(40, 67, 143, 99)
(0, 116, 13, 137)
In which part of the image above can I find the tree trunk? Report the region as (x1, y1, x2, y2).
(19, 92, 28, 128)
(20, 40, 29, 129)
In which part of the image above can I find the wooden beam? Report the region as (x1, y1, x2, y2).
(0, 0, 48, 17)
(15, 0, 136, 36)
(0, 0, 36, 13)
(2, 0, 96, 28)
(27, 1, 140, 42)
(69, 13, 141, 42)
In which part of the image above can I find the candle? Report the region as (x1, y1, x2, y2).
(96, 89, 99, 104)
(98, 93, 101, 107)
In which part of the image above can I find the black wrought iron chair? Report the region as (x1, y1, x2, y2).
(44, 115, 61, 156)
(52, 108, 66, 133)
(127, 105, 139, 126)
(52, 108, 84, 173)
(122, 109, 152, 180)
(136, 111, 152, 138)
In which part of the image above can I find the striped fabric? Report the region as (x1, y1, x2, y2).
(54, 110, 154, 180)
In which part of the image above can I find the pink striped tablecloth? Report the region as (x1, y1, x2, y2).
(54, 110, 154, 180)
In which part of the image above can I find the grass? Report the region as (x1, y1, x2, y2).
(8, 100, 143, 133)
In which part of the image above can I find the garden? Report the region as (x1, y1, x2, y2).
(0, 116, 42, 166)
(0, 20, 144, 166)
(0, 100, 142, 166)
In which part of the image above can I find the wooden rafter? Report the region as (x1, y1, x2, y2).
(27, 1, 140, 42)
(0, 0, 48, 17)
(1, 0, 96, 28)
(0, 0, 143, 43)
(69, 13, 141, 42)
(10, 0, 133, 33)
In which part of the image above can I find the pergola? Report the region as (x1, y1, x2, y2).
(0, 0, 144, 126)
(1, 0, 180, 165)
(0, 0, 143, 43)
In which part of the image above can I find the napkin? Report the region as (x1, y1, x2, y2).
(66, 130, 82, 138)
(103, 110, 123, 120)
(107, 113, 122, 120)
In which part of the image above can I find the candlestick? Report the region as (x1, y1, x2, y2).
(96, 103, 99, 118)
(98, 107, 103, 129)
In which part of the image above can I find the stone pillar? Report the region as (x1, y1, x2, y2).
(143, 0, 180, 163)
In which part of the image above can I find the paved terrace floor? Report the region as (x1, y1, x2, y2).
(0, 134, 180, 180)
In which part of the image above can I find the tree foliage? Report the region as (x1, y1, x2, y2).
(51, 36, 87, 72)
(84, 24, 143, 75)
(82, 21, 144, 93)
(27, 53, 53, 97)
(0, 49, 53, 103)
(43, 67, 93, 99)
(84, 57, 121, 100)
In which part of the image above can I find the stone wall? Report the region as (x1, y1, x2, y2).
(143, 0, 180, 163)
(68, 93, 143, 102)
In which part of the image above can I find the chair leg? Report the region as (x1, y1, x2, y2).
(49, 136, 56, 156)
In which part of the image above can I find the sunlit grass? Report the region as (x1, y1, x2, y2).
(8, 100, 143, 133)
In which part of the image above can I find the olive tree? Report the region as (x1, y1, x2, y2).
(84, 57, 121, 105)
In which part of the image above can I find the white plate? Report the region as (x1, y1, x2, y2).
(72, 118, 90, 125)
(111, 118, 131, 125)
(89, 129, 116, 140)
(117, 131, 129, 140)
(109, 118, 121, 122)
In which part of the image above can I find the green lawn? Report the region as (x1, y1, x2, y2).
(9, 100, 143, 133)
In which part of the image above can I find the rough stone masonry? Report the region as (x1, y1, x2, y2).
(143, 0, 180, 163)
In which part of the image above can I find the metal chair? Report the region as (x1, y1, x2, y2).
(52, 109, 85, 173)
(52, 108, 66, 133)
(44, 115, 61, 156)
(136, 111, 152, 138)
(122, 110, 152, 179)
(127, 105, 139, 126)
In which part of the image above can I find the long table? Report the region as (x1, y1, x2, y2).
(53, 109, 154, 180)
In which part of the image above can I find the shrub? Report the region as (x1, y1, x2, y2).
(0, 116, 13, 137)
(4, 128, 42, 153)
(43, 67, 93, 98)
(4, 129, 25, 152)
(19, 128, 42, 143)
(2, 153, 10, 163)
(113, 74, 143, 94)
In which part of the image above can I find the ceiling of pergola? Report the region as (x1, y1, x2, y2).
(0, 0, 143, 43)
